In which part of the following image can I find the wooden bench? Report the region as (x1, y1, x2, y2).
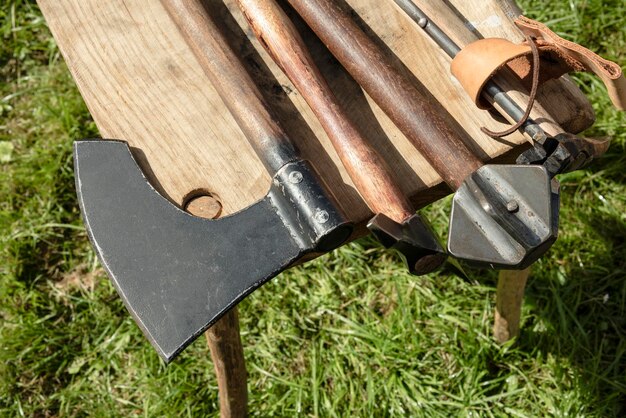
(38, 0, 594, 415)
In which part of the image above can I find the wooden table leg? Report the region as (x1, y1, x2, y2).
(493, 267, 531, 343)
(206, 308, 248, 418)
(185, 195, 248, 417)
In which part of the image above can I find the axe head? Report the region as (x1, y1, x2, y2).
(74, 140, 352, 362)
(448, 165, 559, 269)
(367, 213, 447, 275)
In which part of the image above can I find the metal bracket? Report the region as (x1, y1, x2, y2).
(448, 164, 559, 269)
(517, 132, 610, 177)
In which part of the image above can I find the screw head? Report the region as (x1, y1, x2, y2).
(418, 17, 428, 28)
(506, 200, 519, 213)
(314, 209, 329, 224)
(288, 171, 303, 184)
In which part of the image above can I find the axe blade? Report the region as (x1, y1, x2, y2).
(74, 140, 351, 362)
(448, 165, 559, 269)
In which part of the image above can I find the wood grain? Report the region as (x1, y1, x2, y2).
(37, 0, 594, 223)
(161, 0, 298, 174)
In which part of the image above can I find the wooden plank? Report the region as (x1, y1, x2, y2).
(37, 0, 594, 223)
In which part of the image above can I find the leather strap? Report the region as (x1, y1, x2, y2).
(481, 35, 541, 138)
(450, 38, 528, 109)
(450, 15, 626, 111)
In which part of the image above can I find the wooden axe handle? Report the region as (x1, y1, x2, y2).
(161, 0, 297, 173)
(287, 0, 482, 189)
(236, 0, 415, 223)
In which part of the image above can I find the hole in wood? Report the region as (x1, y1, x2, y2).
(183, 190, 223, 219)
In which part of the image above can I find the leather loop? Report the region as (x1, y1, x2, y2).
(450, 15, 626, 111)
(515, 16, 626, 110)
(450, 38, 529, 109)
(481, 35, 541, 138)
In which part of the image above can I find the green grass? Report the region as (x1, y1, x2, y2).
(1, 0, 625, 416)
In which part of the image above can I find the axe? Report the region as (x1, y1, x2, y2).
(287, 0, 560, 269)
(74, 0, 354, 362)
(235, 0, 446, 275)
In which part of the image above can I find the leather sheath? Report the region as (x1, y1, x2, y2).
(450, 15, 626, 110)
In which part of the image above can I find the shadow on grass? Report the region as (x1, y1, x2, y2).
(520, 197, 626, 416)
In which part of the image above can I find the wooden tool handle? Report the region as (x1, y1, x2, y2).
(161, 0, 297, 173)
(287, 0, 482, 190)
(237, 0, 415, 223)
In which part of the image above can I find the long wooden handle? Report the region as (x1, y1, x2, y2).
(236, 0, 415, 223)
(287, 0, 482, 189)
(161, 0, 297, 173)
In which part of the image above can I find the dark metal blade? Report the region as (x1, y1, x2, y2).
(448, 165, 559, 269)
(74, 140, 342, 362)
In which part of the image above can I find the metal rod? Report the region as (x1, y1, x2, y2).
(393, 0, 547, 141)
